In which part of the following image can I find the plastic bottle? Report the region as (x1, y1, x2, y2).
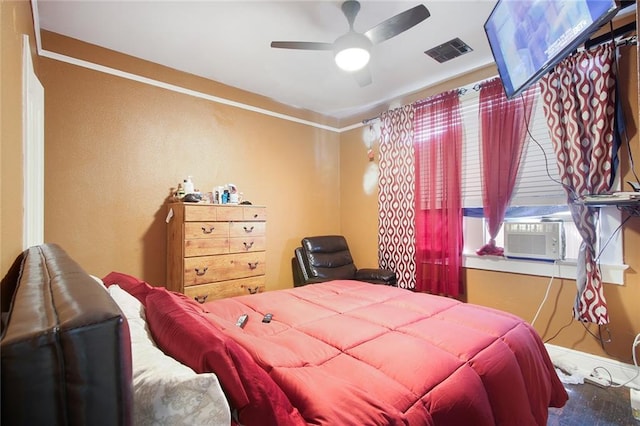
(184, 176, 195, 194)
(176, 183, 185, 199)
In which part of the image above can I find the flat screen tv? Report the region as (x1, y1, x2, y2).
(484, 0, 619, 99)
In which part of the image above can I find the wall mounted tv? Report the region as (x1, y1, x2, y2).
(484, 0, 619, 99)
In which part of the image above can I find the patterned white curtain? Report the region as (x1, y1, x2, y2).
(539, 44, 616, 325)
(378, 106, 416, 289)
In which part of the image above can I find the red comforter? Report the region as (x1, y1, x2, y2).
(132, 277, 567, 425)
(196, 280, 567, 425)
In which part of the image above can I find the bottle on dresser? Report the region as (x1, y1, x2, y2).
(184, 176, 195, 194)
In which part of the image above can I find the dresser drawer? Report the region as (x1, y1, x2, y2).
(229, 236, 265, 253)
(229, 221, 266, 237)
(183, 205, 218, 221)
(184, 238, 229, 257)
(184, 222, 229, 239)
(184, 276, 265, 303)
(183, 205, 245, 222)
(184, 252, 266, 286)
(216, 206, 244, 221)
(243, 207, 267, 221)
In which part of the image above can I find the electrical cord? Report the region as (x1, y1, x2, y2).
(531, 260, 559, 326)
(521, 97, 580, 202)
(590, 333, 640, 388)
(618, 203, 640, 217)
(597, 323, 613, 346)
(580, 319, 608, 343)
(544, 315, 574, 344)
(594, 214, 631, 263)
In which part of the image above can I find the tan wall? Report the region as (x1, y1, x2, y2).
(0, 0, 38, 275)
(341, 45, 640, 361)
(39, 34, 341, 291)
(339, 127, 380, 264)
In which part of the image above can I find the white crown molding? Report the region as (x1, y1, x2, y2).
(29, 1, 357, 134)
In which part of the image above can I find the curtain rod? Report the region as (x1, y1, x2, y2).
(361, 81, 485, 124)
(457, 84, 483, 97)
(584, 21, 636, 49)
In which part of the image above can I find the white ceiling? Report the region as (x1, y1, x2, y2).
(35, 1, 500, 121)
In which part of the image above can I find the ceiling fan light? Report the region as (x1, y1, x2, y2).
(335, 47, 370, 71)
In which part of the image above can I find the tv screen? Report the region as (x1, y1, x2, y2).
(484, 0, 619, 99)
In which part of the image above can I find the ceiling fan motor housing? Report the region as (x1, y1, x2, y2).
(334, 32, 373, 71)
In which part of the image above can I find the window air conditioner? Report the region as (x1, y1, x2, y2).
(503, 221, 565, 261)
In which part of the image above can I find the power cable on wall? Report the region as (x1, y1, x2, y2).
(530, 260, 559, 327)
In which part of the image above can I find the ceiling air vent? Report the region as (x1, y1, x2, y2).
(424, 38, 473, 63)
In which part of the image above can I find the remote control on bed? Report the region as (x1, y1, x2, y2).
(236, 314, 248, 328)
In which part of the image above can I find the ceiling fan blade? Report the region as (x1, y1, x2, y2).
(353, 66, 372, 87)
(364, 4, 430, 45)
(270, 41, 334, 51)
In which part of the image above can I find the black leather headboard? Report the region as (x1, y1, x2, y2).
(1, 244, 133, 425)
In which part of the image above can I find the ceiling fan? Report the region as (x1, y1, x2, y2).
(270, 1, 430, 87)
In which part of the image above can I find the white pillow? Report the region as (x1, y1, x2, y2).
(108, 285, 231, 426)
(90, 274, 109, 292)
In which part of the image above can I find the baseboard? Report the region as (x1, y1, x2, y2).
(545, 343, 640, 389)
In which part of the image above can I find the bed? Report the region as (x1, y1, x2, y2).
(2, 244, 567, 425)
(105, 271, 568, 425)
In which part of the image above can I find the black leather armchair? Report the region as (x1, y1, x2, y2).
(292, 235, 397, 287)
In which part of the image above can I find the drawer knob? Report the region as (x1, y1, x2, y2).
(243, 226, 255, 233)
(253, 214, 259, 219)
(194, 295, 208, 304)
(248, 261, 259, 270)
(195, 266, 209, 276)
(243, 241, 254, 250)
(201, 226, 215, 234)
(244, 286, 260, 295)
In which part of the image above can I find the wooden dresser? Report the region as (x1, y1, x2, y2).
(166, 203, 266, 302)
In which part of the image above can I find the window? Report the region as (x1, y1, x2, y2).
(458, 81, 625, 284)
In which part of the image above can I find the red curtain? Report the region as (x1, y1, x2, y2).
(413, 91, 463, 296)
(539, 44, 616, 325)
(476, 78, 536, 256)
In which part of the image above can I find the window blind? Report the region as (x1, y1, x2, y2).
(460, 84, 567, 208)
